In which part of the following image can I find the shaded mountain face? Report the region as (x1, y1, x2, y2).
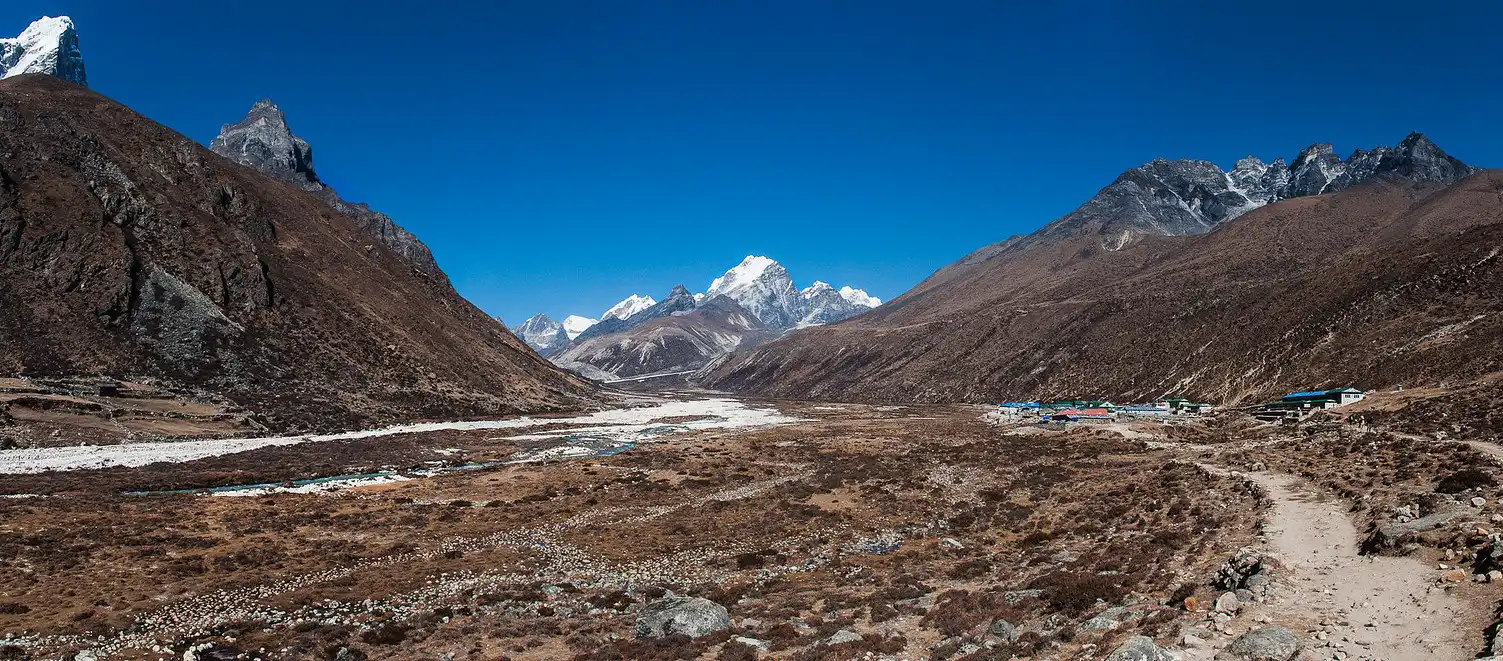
(574, 285, 698, 343)
(0, 75, 595, 429)
(699, 135, 1497, 405)
(515, 314, 568, 354)
(0, 16, 85, 86)
(209, 100, 447, 284)
(554, 296, 771, 380)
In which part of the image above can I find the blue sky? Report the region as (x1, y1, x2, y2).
(5, 1, 1501, 324)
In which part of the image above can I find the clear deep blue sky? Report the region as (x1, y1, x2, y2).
(6, 2, 1501, 323)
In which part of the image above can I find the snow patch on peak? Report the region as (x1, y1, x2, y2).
(707, 255, 779, 295)
(839, 286, 881, 308)
(0, 16, 86, 86)
(800, 281, 836, 298)
(602, 294, 656, 321)
(562, 315, 597, 340)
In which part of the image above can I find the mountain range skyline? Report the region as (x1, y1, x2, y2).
(4, 2, 1500, 327)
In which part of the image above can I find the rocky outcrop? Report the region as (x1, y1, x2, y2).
(209, 100, 448, 284)
(1032, 133, 1475, 248)
(634, 596, 731, 639)
(0, 16, 86, 86)
(0, 74, 596, 430)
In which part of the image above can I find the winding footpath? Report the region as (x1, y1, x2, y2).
(1235, 470, 1470, 660)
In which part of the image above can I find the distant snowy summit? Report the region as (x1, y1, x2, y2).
(602, 294, 656, 321)
(706, 256, 880, 330)
(514, 256, 881, 369)
(1, 16, 87, 86)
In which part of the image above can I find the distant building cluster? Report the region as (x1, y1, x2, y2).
(998, 388, 1367, 425)
(996, 398, 1214, 424)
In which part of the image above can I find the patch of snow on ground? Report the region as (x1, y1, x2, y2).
(0, 399, 799, 474)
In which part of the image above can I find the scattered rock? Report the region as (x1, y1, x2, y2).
(1104, 635, 1175, 661)
(1002, 589, 1044, 604)
(1476, 497, 1489, 508)
(1218, 626, 1301, 661)
(939, 537, 965, 550)
(823, 629, 863, 646)
(1216, 548, 1269, 590)
(733, 636, 771, 652)
(634, 596, 732, 639)
(1083, 606, 1135, 629)
(1440, 569, 1467, 583)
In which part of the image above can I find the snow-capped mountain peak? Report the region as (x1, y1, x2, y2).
(800, 281, 835, 298)
(705, 256, 803, 329)
(0, 16, 87, 86)
(838, 286, 881, 308)
(602, 294, 656, 321)
(561, 315, 597, 340)
(707, 255, 779, 294)
(514, 314, 568, 354)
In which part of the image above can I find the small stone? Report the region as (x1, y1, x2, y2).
(1474, 497, 1488, 508)
(939, 537, 964, 550)
(1439, 569, 1467, 583)
(733, 636, 771, 652)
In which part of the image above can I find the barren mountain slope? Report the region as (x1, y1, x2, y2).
(700, 172, 1503, 404)
(0, 75, 596, 429)
(554, 296, 773, 380)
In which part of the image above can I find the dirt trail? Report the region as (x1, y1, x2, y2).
(1232, 470, 1471, 660)
(1466, 439, 1503, 464)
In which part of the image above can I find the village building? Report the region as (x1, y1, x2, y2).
(1279, 388, 1365, 409)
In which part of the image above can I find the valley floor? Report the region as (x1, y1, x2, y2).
(0, 395, 1497, 660)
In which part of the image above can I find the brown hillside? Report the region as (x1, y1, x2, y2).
(699, 173, 1503, 404)
(0, 75, 597, 430)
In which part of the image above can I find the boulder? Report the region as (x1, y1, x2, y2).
(1362, 507, 1468, 555)
(1214, 592, 1241, 614)
(1083, 606, 1134, 629)
(1218, 626, 1301, 661)
(634, 597, 732, 639)
(1104, 635, 1175, 661)
(985, 619, 1020, 644)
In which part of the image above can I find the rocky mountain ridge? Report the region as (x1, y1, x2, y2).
(1032, 132, 1476, 247)
(209, 99, 448, 285)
